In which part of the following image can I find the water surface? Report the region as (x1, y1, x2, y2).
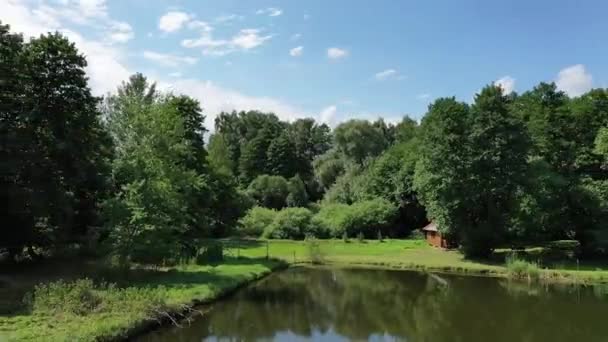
(140, 267, 608, 341)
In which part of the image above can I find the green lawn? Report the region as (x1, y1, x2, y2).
(0, 258, 283, 341)
(229, 239, 608, 283)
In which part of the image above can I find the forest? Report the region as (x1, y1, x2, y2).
(3, 23, 608, 264)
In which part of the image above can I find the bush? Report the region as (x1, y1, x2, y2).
(312, 203, 351, 237)
(238, 207, 277, 237)
(25, 278, 169, 318)
(343, 199, 398, 238)
(408, 229, 426, 240)
(263, 207, 320, 239)
(313, 199, 398, 238)
(506, 254, 540, 281)
(28, 279, 101, 316)
(247, 175, 290, 209)
(306, 236, 325, 264)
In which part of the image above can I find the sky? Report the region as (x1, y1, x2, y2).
(2, 0, 608, 129)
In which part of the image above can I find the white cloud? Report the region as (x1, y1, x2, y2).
(7, 0, 133, 44)
(168, 72, 182, 78)
(289, 46, 303, 57)
(161, 78, 308, 129)
(417, 93, 431, 101)
(214, 14, 243, 24)
(494, 76, 515, 94)
(159, 11, 192, 33)
(143, 51, 198, 68)
(327, 47, 348, 59)
(290, 33, 301, 41)
(0, 0, 131, 95)
(187, 20, 214, 34)
(108, 21, 133, 43)
(319, 105, 337, 125)
(556, 64, 592, 97)
(375, 69, 396, 80)
(182, 28, 272, 56)
(256, 7, 282, 17)
(74, 0, 107, 18)
(232, 29, 271, 49)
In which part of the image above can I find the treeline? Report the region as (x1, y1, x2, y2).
(1, 24, 245, 263)
(2, 23, 608, 263)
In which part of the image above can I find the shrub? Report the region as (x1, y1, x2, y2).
(27, 279, 101, 316)
(313, 199, 398, 238)
(343, 199, 398, 238)
(408, 229, 425, 240)
(306, 236, 325, 264)
(247, 175, 290, 209)
(312, 203, 351, 237)
(506, 254, 540, 281)
(25, 278, 169, 318)
(264, 207, 318, 239)
(238, 207, 277, 237)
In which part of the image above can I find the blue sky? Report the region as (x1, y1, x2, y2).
(3, 0, 607, 127)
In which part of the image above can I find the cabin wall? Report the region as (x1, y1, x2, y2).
(425, 231, 443, 248)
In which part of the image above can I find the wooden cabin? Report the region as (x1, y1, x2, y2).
(422, 222, 452, 248)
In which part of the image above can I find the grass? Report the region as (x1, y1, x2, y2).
(505, 254, 541, 281)
(0, 257, 283, 341)
(228, 238, 608, 283)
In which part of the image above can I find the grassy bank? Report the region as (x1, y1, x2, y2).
(0, 257, 283, 341)
(230, 239, 608, 284)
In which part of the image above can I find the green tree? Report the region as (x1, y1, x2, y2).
(414, 97, 471, 247)
(393, 116, 419, 143)
(1, 26, 111, 258)
(288, 118, 331, 177)
(571, 89, 608, 172)
(363, 140, 427, 234)
(333, 120, 388, 164)
(239, 127, 274, 183)
(247, 175, 290, 209)
(463, 85, 530, 256)
(287, 175, 310, 207)
(313, 149, 347, 190)
(104, 75, 211, 261)
(511, 83, 575, 173)
(267, 132, 299, 178)
(207, 133, 236, 176)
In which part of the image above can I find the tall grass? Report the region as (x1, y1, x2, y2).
(506, 254, 540, 281)
(306, 236, 325, 264)
(24, 278, 168, 318)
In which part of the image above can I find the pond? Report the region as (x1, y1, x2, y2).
(139, 267, 608, 342)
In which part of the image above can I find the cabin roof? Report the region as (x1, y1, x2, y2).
(422, 222, 438, 232)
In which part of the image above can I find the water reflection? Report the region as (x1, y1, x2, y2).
(140, 267, 608, 342)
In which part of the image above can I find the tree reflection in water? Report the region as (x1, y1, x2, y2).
(140, 267, 608, 342)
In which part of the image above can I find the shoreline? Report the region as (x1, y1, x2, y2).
(123, 261, 608, 341)
(116, 261, 288, 342)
